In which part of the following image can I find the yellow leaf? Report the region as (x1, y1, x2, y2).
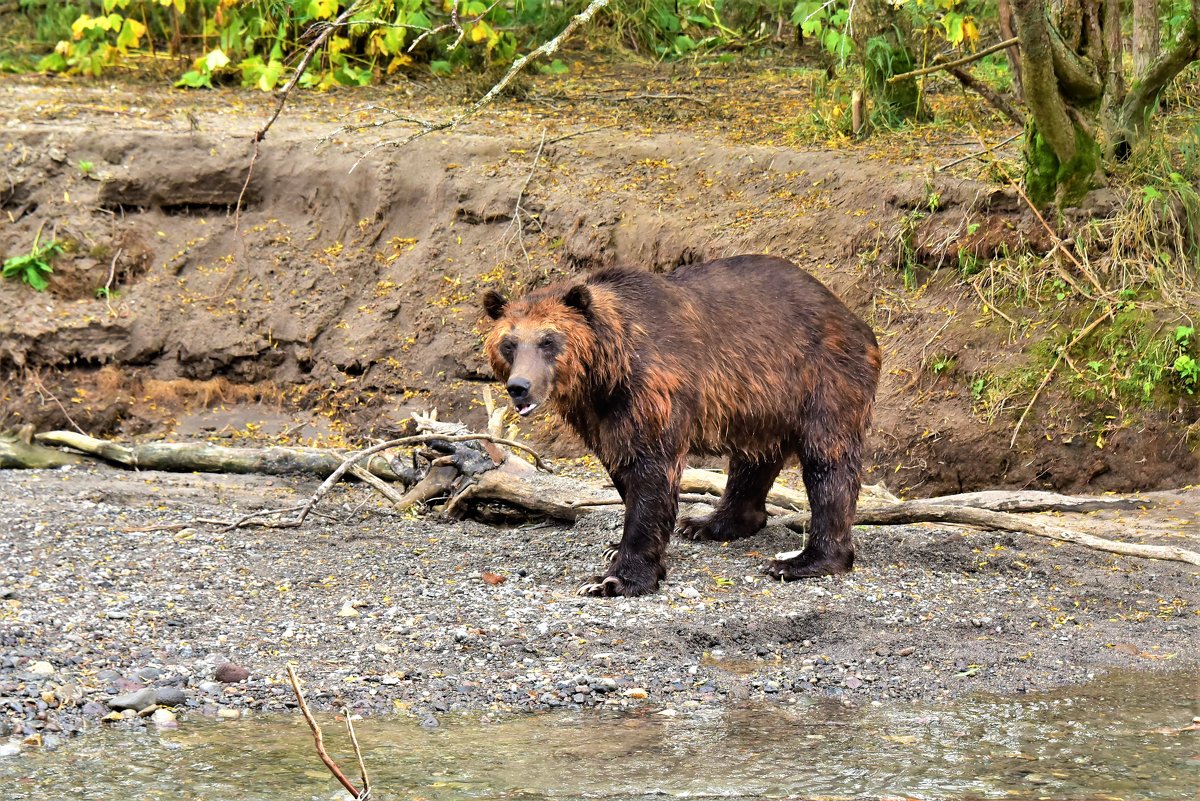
(203, 48, 229, 71)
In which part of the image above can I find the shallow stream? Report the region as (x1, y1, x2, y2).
(4, 670, 1197, 800)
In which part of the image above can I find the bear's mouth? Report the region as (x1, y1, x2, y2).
(516, 402, 539, 416)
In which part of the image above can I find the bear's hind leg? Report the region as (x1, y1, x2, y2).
(765, 455, 858, 580)
(678, 454, 785, 542)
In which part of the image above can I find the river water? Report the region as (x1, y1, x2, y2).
(4, 670, 1197, 800)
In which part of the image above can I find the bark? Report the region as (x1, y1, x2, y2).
(1133, 0, 1162, 78)
(33, 430, 404, 481)
(1013, 0, 1078, 164)
(996, 0, 1025, 97)
(1120, 8, 1200, 135)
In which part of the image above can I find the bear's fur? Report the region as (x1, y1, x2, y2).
(482, 255, 881, 597)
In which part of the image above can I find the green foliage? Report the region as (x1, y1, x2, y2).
(3, 234, 62, 292)
(791, 0, 853, 60)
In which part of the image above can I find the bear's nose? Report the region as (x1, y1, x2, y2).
(507, 378, 531, 400)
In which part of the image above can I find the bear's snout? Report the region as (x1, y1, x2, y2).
(506, 377, 539, 416)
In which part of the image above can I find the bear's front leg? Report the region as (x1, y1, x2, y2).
(579, 456, 682, 597)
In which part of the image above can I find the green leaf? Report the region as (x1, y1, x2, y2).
(175, 70, 212, 88)
(537, 58, 569, 75)
(430, 59, 452, 76)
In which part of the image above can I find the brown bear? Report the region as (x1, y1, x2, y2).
(482, 255, 881, 597)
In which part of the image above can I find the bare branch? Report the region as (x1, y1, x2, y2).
(349, 0, 612, 168)
(888, 37, 1020, 83)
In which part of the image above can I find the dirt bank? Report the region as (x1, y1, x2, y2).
(2, 69, 1196, 496)
(1, 464, 1197, 740)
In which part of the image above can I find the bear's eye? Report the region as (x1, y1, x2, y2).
(537, 336, 558, 354)
(499, 340, 516, 361)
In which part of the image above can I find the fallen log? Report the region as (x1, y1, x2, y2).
(444, 467, 1200, 568)
(34, 430, 404, 481)
(774, 502, 1200, 567)
(1, 429, 86, 469)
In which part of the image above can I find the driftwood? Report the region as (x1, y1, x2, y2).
(775, 503, 1200, 567)
(12, 425, 1197, 568)
(1, 429, 86, 469)
(445, 467, 1199, 568)
(33, 430, 403, 481)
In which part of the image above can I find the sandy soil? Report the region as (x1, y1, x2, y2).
(2, 67, 1196, 495)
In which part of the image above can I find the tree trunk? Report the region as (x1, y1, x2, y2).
(853, 0, 922, 123)
(1012, 0, 1101, 206)
(996, 0, 1024, 98)
(1133, 0, 1162, 78)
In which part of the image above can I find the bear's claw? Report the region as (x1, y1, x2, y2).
(763, 550, 854, 581)
(602, 543, 620, 562)
(577, 575, 625, 597)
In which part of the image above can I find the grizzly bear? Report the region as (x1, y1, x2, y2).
(482, 255, 881, 597)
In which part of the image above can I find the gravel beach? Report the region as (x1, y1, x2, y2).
(1, 465, 1197, 742)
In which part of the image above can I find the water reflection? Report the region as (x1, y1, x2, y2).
(4, 670, 1197, 800)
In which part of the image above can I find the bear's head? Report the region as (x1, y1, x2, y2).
(481, 283, 595, 417)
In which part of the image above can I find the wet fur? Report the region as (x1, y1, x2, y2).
(483, 255, 881, 597)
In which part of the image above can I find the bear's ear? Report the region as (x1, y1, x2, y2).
(482, 289, 508, 320)
(562, 284, 592, 317)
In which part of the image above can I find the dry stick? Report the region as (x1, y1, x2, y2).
(937, 131, 1023, 171)
(102, 247, 122, 317)
(212, 433, 547, 531)
(504, 127, 548, 265)
(888, 37, 1020, 83)
(947, 66, 1025, 127)
(777, 503, 1200, 567)
(286, 666, 364, 800)
(27, 372, 87, 436)
(968, 275, 1018, 325)
(234, 0, 367, 233)
(350, 0, 612, 168)
(545, 124, 619, 145)
(1009, 314, 1108, 448)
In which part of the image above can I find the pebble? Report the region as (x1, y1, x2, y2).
(214, 664, 250, 683)
(108, 688, 158, 712)
(28, 661, 55, 677)
(0, 742, 20, 758)
(155, 687, 187, 707)
(151, 709, 179, 728)
(216, 708, 241, 719)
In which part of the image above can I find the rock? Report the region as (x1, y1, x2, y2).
(592, 677, 618, 692)
(155, 687, 187, 707)
(623, 688, 648, 699)
(108, 688, 158, 712)
(897, 646, 916, 657)
(100, 712, 124, 723)
(151, 708, 178, 728)
(198, 681, 223, 695)
(81, 701, 108, 717)
(0, 742, 18, 758)
(214, 664, 249, 683)
(216, 708, 241, 719)
(337, 601, 360, 618)
(27, 661, 55, 677)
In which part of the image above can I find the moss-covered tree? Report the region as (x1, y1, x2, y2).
(1013, 0, 1200, 207)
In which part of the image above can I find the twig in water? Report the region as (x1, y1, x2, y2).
(286, 666, 368, 800)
